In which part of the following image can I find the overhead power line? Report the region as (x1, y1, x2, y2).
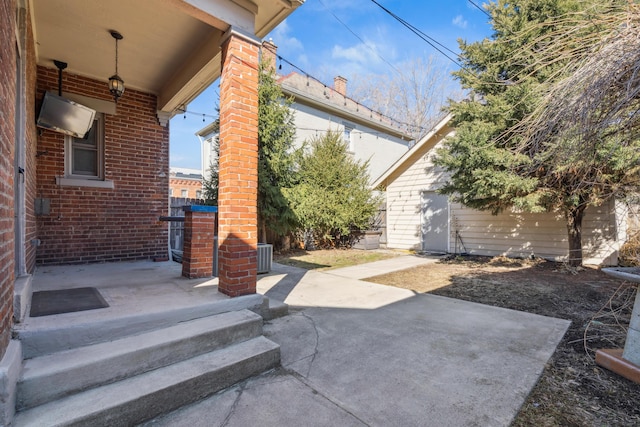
(182, 1, 493, 124)
(369, 0, 463, 68)
(276, 53, 428, 134)
(468, 0, 492, 19)
(317, 0, 401, 75)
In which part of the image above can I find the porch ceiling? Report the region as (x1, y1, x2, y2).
(31, 0, 301, 115)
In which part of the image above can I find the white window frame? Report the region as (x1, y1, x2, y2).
(343, 123, 354, 153)
(57, 112, 113, 189)
(66, 113, 104, 179)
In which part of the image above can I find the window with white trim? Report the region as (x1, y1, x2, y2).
(181, 189, 188, 197)
(343, 123, 354, 153)
(65, 113, 104, 180)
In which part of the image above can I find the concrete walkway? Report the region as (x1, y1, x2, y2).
(146, 256, 570, 427)
(323, 253, 441, 280)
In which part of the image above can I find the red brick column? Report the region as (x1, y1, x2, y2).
(181, 206, 217, 279)
(217, 28, 260, 297)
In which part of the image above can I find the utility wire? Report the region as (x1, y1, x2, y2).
(317, 0, 401, 75)
(369, 0, 463, 68)
(277, 54, 427, 133)
(185, 1, 492, 123)
(468, 0, 492, 19)
(182, 53, 426, 133)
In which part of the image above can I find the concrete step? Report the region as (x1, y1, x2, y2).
(13, 274, 32, 324)
(15, 293, 265, 359)
(264, 298, 289, 320)
(17, 310, 263, 411)
(14, 336, 280, 427)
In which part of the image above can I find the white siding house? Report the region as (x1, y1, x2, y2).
(280, 73, 413, 182)
(196, 121, 218, 181)
(263, 40, 413, 183)
(373, 115, 627, 266)
(195, 42, 413, 186)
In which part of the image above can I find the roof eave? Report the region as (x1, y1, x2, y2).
(372, 113, 453, 188)
(281, 84, 413, 141)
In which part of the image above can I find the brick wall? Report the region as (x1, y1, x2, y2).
(0, 0, 17, 356)
(35, 68, 169, 264)
(181, 208, 216, 278)
(217, 32, 260, 297)
(169, 177, 202, 199)
(24, 2, 38, 273)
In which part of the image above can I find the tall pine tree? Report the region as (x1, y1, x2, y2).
(200, 63, 298, 242)
(257, 61, 299, 243)
(435, 0, 630, 266)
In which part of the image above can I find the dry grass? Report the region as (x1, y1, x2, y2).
(273, 248, 403, 271)
(619, 231, 640, 267)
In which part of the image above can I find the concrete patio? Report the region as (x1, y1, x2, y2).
(14, 261, 262, 358)
(19, 256, 570, 426)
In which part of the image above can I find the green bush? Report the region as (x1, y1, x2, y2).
(285, 131, 380, 248)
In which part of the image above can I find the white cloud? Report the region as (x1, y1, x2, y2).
(332, 44, 370, 64)
(452, 15, 468, 29)
(297, 53, 310, 68)
(323, 43, 387, 83)
(331, 40, 384, 65)
(270, 19, 290, 40)
(269, 19, 303, 52)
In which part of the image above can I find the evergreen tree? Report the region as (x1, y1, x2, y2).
(202, 64, 299, 241)
(434, 0, 631, 266)
(257, 61, 299, 242)
(286, 131, 379, 247)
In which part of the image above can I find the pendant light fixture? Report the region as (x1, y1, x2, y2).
(108, 30, 125, 103)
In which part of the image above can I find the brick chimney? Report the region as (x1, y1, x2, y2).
(261, 39, 278, 72)
(334, 76, 347, 96)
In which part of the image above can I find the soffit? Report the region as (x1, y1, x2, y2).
(31, 0, 301, 113)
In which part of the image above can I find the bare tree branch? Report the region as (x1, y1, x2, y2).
(350, 56, 462, 140)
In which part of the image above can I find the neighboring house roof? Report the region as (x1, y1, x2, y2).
(195, 122, 219, 139)
(170, 167, 203, 180)
(372, 113, 452, 187)
(278, 72, 414, 141)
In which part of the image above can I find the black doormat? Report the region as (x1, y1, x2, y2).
(30, 287, 109, 317)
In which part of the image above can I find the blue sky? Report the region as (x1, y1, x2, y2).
(169, 0, 493, 169)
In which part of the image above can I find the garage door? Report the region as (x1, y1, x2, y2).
(421, 191, 449, 253)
